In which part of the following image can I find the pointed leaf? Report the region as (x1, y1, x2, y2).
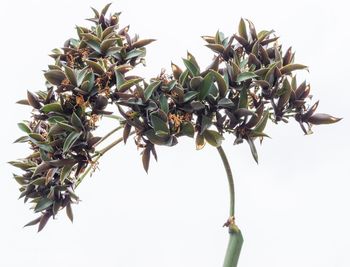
(63, 131, 82, 153)
(144, 80, 161, 100)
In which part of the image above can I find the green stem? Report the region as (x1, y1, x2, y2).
(93, 125, 124, 148)
(217, 146, 243, 267)
(75, 131, 135, 188)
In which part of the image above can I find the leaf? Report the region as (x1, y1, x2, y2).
(218, 98, 234, 108)
(64, 66, 77, 86)
(100, 38, 118, 54)
(200, 115, 212, 135)
(144, 80, 161, 100)
(17, 122, 31, 133)
(142, 145, 151, 173)
(101, 3, 112, 16)
(66, 202, 74, 223)
(60, 164, 74, 182)
(280, 64, 308, 75)
(180, 122, 195, 138)
(236, 72, 258, 83)
(239, 18, 248, 40)
(308, 114, 342, 125)
(71, 112, 84, 130)
(23, 216, 42, 228)
(85, 40, 101, 53)
(85, 60, 105, 75)
(238, 88, 248, 109)
(159, 94, 169, 113)
(27, 91, 41, 109)
(277, 79, 292, 110)
(115, 71, 126, 88)
(183, 58, 200, 77)
(150, 113, 169, 137)
(41, 102, 63, 113)
(35, 198, 54, 212)
(246, 137, 258, 163)
(254, 111, 269, 133)
(49, 159, 76, 167)
(123, 123, 132, 143)
(44, 70, 66, 85)
(203, 130, 224, 147)
(125, 49, 145, 60)
(56, 121, 78, 132)
(38, 213, 51, 232)
(171, 62, 183, 80)
(184, 91, 199, 103)
(28, 133, 45, 142)
(16, 99, 30, 106)
(205, 44, 225, 53)
(118, 78, 143, 92)
(198, 72, 214, 100)
(210, 70, 228, 97)
(133, 39, 156, 48)
(195, 133, 205, 150)
(63, 131, 82, 153)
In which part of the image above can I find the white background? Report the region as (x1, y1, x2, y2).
(0, 0, 349, 266)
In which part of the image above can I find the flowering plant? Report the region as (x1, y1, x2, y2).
(10, 4, 340, 266)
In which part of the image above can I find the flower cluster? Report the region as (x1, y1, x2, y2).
(10, 4, 340, 231)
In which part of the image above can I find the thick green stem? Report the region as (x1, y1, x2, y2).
(217, 146, 243, 267)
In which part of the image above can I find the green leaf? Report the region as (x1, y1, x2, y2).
(44, 70, 66, 86)
(254, 111, 269, 133)
(28, 133, 45, 142)
(115, 71, 126, 88)
(210, 70, 228, 97)
(71, 112, 84, 130)
(118, 78, 143, 92)
(66, 202, 74, 223)
(150, 113, 169, 137)
(246, 137, 258, 163)
(85, 60, 105, 75)
(60, 164, 74, 183)
(85, 40, 101, 53)
(17, 122, 31, 133)
(63, 131, 81, 153)
(238, 88, 248, 108)
(198, 72, 213, 100)
(35, 198, 54, 212)
(144, 80, 161, 100)
(133, 39, 156, 49)
(238, 18, 248, 40)
(101, 38, 118, 54)
(64, 66, 77, 86)
(184, 91, 199, 102)
(125, 48, 145, 60)
(41, 102, 63, 113)
(218, 98, 234, 108)
(180, 122, 194, 138)
(183, 58, 200, 77)
(280, 64, 308, 75)
(203, 130, 224, 147)
(159, 94, 169, 114)
(56, 121, 78, 132)
(236, 72, 258, 83)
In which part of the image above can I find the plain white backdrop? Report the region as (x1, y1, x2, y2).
(0, 0, 349, 266)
